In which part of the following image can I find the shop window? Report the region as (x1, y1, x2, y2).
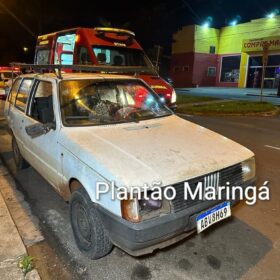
(268, 55, 280, 66)
(220, 56, 241, 82)
(207, 67, 216, 77)
(209, 46, 216, 54)
(249, 55, 280, 68)
(247, 55, 280, 88)
(249, 56, 262, 67)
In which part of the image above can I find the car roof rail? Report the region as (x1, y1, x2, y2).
(9, 63, 157, 80)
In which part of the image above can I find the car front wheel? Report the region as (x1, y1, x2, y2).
(70, 187, 113, 259)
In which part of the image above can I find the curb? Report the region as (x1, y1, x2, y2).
(176, 108, 280, 117)
(0, 161, 41, 280)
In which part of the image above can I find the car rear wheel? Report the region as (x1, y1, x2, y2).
(70, 187, 113, 259)
(12, 136, 29, 169)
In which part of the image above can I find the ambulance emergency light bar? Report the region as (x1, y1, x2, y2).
(94, 27, 135, 37)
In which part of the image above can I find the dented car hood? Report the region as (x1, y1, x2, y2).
(59, 115, 254, 188)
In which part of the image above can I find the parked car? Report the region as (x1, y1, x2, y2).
(0, 67, 19, 100)
(4, 67, 255, 259)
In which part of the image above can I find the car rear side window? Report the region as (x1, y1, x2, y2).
(15, 79, 33, 111)
(9, 78, 22, 105)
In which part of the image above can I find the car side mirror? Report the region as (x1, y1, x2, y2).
(25, 122, 55, 139)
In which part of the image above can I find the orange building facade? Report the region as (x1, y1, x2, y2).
(171, 16, 280, 88)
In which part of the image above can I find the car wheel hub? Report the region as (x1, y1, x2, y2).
(75, 202, 91, 242)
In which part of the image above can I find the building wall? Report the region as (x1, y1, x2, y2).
(170, 52, 194, 87)
(218, 17, 280, 54)
(172, 25, 195, 54)
(171, 16, 280, 88)
(194, 25, 220, 54)
(171, 26, 195, 87)
(193, 53, 217, 86)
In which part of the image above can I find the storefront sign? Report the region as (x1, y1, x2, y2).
(242, 37, 280, 52)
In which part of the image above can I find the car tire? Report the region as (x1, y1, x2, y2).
(70, 187, 113, 259)
(12, 136, 29, 169)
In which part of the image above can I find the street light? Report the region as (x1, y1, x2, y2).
(202, 22, 210, 28)
(266, 9, 279, 18)
(23, 47, 28, 53)
(267, 12, 275, 19)
(202, 16, 213, 29)
(228, 15, 241, 26)
(229, 20, 238, 26)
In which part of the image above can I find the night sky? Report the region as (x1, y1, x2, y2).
(0, 0, 278, 64)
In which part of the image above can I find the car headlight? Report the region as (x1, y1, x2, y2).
(171, 89, 177, 103)
(121, 191, 170, 223)
(242, 157, 256, 182)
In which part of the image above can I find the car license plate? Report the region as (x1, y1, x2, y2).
(196, 201, 231, 233)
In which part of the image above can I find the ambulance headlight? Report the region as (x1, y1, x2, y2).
(171, 89, 177, 103)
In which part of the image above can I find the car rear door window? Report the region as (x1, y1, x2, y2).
(15, 79, 33, 111)
(9, 78, 22, 105)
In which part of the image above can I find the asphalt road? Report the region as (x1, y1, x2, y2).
(0, 100, 279, 280)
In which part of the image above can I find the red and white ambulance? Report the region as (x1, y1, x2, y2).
(34, 27, 176, 108)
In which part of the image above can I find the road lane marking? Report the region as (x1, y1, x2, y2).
(265, 145, 280, 151)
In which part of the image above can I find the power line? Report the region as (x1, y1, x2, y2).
(0, 1, 36, 38)
(181, 0, 201, 22)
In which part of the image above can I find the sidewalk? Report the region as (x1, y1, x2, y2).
(0, 162, 41, 280)
(176, 87, 280, 105)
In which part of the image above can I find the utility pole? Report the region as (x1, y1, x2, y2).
(154, 45, 162, 71)
(260, 42, 269, 102)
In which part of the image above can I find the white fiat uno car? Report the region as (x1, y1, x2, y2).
(4, 65, 255, 259)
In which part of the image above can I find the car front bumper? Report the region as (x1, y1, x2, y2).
(97, 178, 256, 256)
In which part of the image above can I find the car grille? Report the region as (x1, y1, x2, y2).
(170, 163, 243, 212)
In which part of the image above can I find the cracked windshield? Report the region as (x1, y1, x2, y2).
(60, 80, 171, 126)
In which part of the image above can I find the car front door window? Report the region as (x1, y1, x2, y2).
(29, 80, 54, 124)
(22, 79, 63, 189)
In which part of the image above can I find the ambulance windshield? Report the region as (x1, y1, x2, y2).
(93, 46, 155, 74)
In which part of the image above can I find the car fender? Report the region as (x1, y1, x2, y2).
(61, 145, 122, 217)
